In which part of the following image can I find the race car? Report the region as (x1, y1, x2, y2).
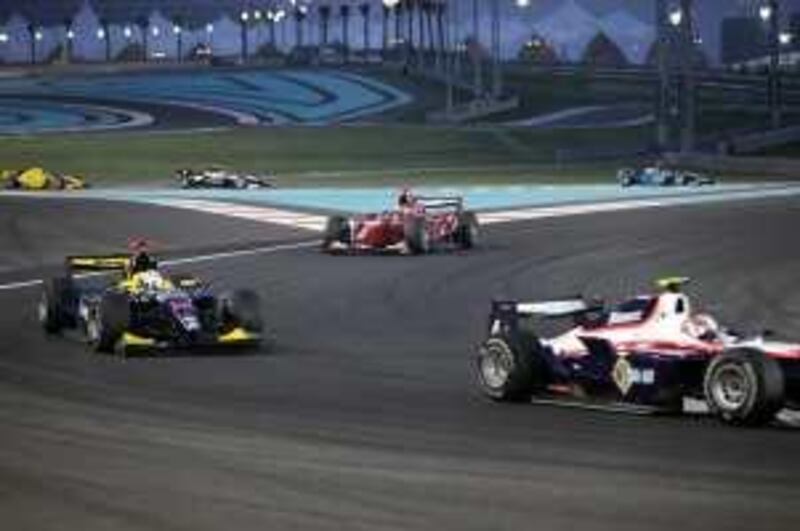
(37, 246, 265, 356)
(322, 190, 479, 254)
(2, 167, 87, 191)
(474, 277, 800, 426)
(617, 166, 715, 187)
(175, 167, 275, 189)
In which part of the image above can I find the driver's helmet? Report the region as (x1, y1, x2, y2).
(129, 239, 157, 274)
(132, 270, 172, 293)
(398, 188, 414, 208)
(683, 313, 720, 341)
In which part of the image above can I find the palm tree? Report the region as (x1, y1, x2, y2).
(319, 5, 331, 46)
(406, 0, 415, 51)
(425, 1, 435, 54)
(340, 4, 351, 61)
(359, 3, 371, 54)
(136, 16, 149, 62)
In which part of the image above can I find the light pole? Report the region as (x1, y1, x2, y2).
(490, 0, 501, 99)
(472, 0, 483, 99)
(62, 19, 75, 63)
(240, 10, 250, 62)
(760, 0, 782, 129)
(27, 24, 37, 64)
(206, 23, 215, 54)
(655, 0, 670, 152)
(98, 21, 111, 63)
(678, 0, 695, 153)
(253, 9, 263, 54)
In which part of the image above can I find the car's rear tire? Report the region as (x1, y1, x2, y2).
(475, 333, 545, 402)
(323, 215, 350, 251)
(704, 348, 785, 426)
(220, 289, 263, 333)
(88, 292, 129, 354)
(404, 217, 430, 255)
(39, 277, 75, 334)
(456, 211, 479, 249)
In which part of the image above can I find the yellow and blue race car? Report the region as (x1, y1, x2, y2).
(38, 250, 264, 356)
(2, 167, 88, 191)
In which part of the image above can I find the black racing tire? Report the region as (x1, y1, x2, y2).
(220, 289, 263, 333)
(404, 216, 430, 255)
(88, 292, 130, 354)
(475, 333, 546, 402)
(38, 277, 75, 334)
(456, 211, 479, 249)
(704, 348, 785, 426)
(322, 215, 351, 250)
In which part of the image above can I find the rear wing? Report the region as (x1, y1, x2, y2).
(66, 255, 130, 274)
(488, 298, 604, 337)
(415, 196, 463, 211)
(492, 298, 601, 318)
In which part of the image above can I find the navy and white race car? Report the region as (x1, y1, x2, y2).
(617, 166, 715, 187)
(475, 278, 800, 426)
(175, 167, 275, 189)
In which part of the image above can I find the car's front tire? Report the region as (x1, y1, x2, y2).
(87, 293, 129, 354)
(704, 348, 785, 426)
(39, 277, 75, 334)
(456, 211, 479, 249)
(323, 215, 351, 251)
(404, 217, 430, 255)
(219, 289, 263, 334)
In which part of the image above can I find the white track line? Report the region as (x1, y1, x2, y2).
(480, 199, 667, 225)
(0, 240, 318, 293)
(148, 199, 328, 232)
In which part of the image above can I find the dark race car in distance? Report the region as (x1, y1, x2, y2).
(322, 190, 479, 255)
(38, 251, 265, 356)
(475, 277, 800, 426)
(175, 167, 275, 189)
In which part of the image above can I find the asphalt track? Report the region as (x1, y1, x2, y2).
(1, 195, 800, 530)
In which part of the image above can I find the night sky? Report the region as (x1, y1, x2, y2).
(3, 1, 800, 27)
(3, 0, 800, 61)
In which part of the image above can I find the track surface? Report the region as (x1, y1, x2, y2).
(1, 196, 800, 530)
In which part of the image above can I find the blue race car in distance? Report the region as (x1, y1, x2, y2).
(617, 166, 715, 187)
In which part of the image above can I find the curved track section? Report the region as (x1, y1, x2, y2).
(1, 196, 800, 529)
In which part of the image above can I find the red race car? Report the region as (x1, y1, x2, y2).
(322, 190, 479, 254)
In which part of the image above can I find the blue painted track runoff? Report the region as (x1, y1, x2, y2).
(17, 183, 800, 215)
(0, 69, 411, 133)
